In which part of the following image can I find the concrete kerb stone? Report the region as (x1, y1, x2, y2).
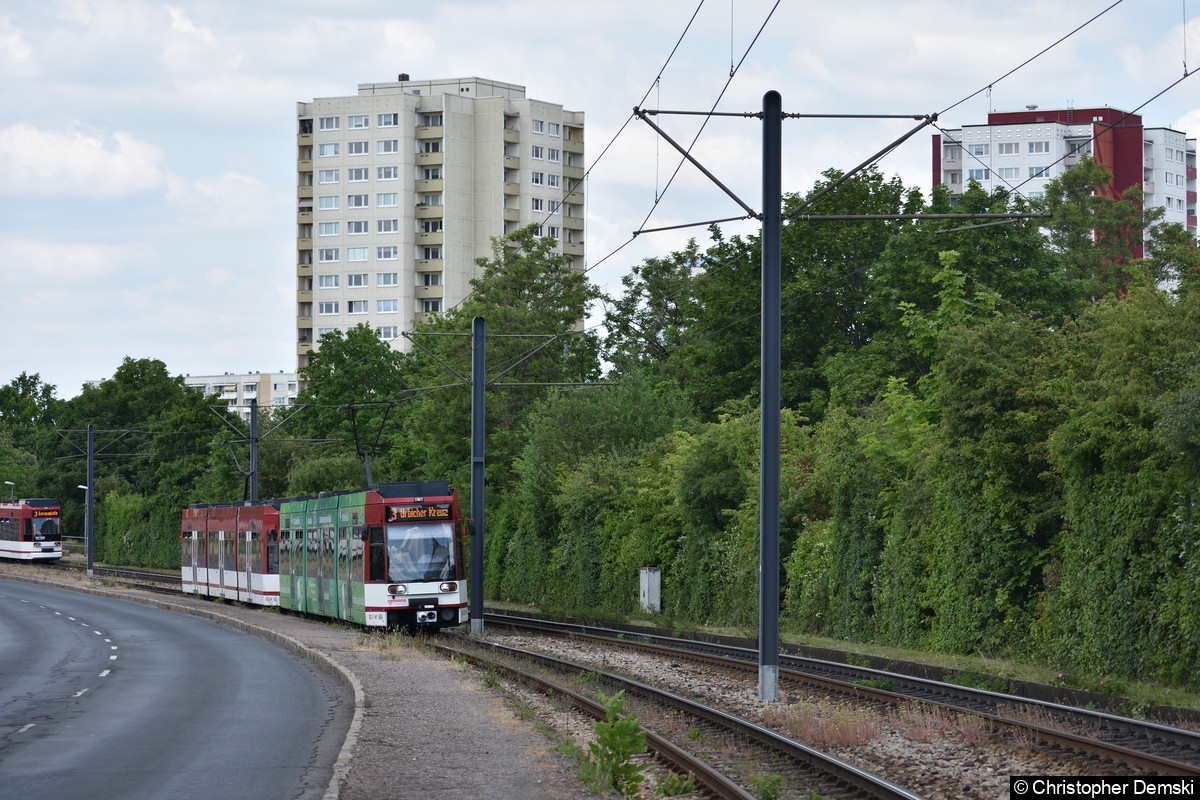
(3, 572, 361, 800)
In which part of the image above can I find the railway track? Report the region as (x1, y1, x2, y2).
(51, 559, 181, 592)
(436, 633, 924, 800)
(483, 612, 1200, 780)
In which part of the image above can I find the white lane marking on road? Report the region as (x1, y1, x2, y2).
(109, 655, 117, 661)
(17, 724, 34, 734)
(73, 688, 89, 697)
(99, 670, 111, 677)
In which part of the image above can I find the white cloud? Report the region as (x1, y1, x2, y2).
(3, 236, 155, 282)
(0, 123, 166, 197)
(0, 16, 35, 77)
(165, 171, 288, 230)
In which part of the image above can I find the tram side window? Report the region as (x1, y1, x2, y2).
(368, 526, 386, 582)
(266, 530, 279, 574)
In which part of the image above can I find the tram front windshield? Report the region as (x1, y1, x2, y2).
(386, 522, 454, 582)
(32, 516, 62, 542)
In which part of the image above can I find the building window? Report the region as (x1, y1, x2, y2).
(318, 274, 339, 289)
(422, 114, 443, 126)
(548, 200, 560, 214)
(378, 113, 398, 127)
(348, 141, 369, 156)
(423, 167, 442, 180)
(317, 327, 337, 337)
(348, 194, 368, 208)
(378, 272, 398, 286)
(421, 140, 441, 153)
(968, 168, 990, 181)
(318, 248, 339, 262)
(378, 219, 399, 234)
(348, 115, 369, 129)
(377, 326, 398, 340)
(347, 168, 368, 182)
(318, 143, 339, 157)
(346, 273, 367, 288)
(547, 174, 559, 188)
(967, 143, 989, 157)
(943, 170, 961, 184)
(423, 246, 441, 259)
(423, 220, 443, 233)
(377, 299, 398, 313)
(422, 193, 442, 206)
(377, 193, 398, 207)
(1029, 141, 1050, 154)
(423, 299, 443, 313)
(531, 198, 544, 212)
(532, 119, 544, 133)
(548, 148, 560, 163)
(378, 139, 399, 154)
(318, 169, 339, 184)
(531, 171, 544, 186)
(378, 166, 398, 180)
(422, 272, 442, 286)
(377, 246, 398, 260)
(348, 300, 368, 314)
(318, 195, 339, 210)
(318, 222, 339, 236)
(547, 226, 560, 239)
(347, 221, 369, 235)
(942, 144, 961, 160)
(347, 249, 368, 263)
(531, 145, 544, 160)
(318, 301, 339, 315)
(997, 142, 1019, 155)
(319, 117, 339, 131)
(1028, 166, 1050, 178)
(548, 122, 560, 137)
(997, 167, 1020, 180)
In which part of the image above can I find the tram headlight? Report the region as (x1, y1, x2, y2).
(388, 584, 408, 595)
(439, 582, 457, 593)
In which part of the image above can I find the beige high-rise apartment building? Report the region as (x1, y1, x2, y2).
(295, 75, 586, 372)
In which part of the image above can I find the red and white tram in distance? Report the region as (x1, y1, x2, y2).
(0, 498, 64, 561)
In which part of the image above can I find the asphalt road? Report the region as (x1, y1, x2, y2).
(0, 576, 339, 800)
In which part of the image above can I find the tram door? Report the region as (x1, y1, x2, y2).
(188, 531, 202, 593)
(241, 530, 253, 603)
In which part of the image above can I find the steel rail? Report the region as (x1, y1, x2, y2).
(443, 635, 925, 800)
(485, 612, 1200, 777)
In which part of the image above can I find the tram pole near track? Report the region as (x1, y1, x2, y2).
(759, 91, 782, 702)
(85, 423, 94, 578)
(470, 316, 485, 635)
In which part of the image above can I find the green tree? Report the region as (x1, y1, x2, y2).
(390, 224, 602, 492)
(602, 240, 703, 384)
(0, 372, 59, 433)
(1038, 155, 1155, 301)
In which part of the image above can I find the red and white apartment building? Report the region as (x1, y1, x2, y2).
(932, 106, 1197, 243)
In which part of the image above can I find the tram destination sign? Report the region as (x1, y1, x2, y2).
(32, 509, 60, 518)
(386, 504, 452, 522)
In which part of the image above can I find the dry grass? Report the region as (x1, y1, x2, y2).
(764, 699, 882, 748)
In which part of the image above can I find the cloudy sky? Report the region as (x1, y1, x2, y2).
(1, 0, 1197, 398)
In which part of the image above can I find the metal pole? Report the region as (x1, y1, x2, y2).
(470, 316, 486, 635)
(759, 90, 782, 701)
(249, 398, 259, 501)
(86, 423, 95, 579)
